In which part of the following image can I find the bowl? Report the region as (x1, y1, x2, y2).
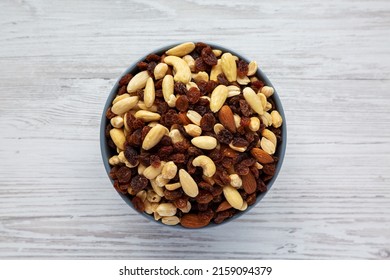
(100, 42, 287, 228)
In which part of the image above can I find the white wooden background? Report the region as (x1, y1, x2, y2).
(0, 0, 389, 259)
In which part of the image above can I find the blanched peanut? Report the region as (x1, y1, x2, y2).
(143, 162, 165, 180)
(161, 161, 178, 180)
(184, 124, 202, 137)
(150, 179, 164, 197)
(147, 189, 161, 203)
(261, 86, 274, 98)
(110, 116, 124, 128)
(155, 174, 169, 187)
(271, 110, 283, 128)
(169, 129, 184, 144)
(178, 201, 191, 213)
(249, 117, 260, 132)
(186, 110, 202, 126)
(229, 174, 242, 188)
(165, 182, 181, 191)
(156, 203, 177, 217)
(162, 216, 180, 226)
(109, 155, 121, 166)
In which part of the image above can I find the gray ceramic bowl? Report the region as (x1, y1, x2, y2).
(100, 43, 287, 228)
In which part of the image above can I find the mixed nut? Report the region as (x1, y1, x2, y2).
(105, 42, 283, 228)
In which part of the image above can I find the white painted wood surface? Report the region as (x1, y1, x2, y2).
(1, 0, 389, 259)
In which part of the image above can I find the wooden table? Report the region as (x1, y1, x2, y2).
(1, 0, 389, 259)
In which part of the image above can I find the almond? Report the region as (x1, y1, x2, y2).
(216, 201, 232, 212)
(180, 214, 210, 228)
(166, 42, 195, 57)
(218, 105, 236, 133)
(241, 172, 257, 194)
(250, 148, 274, 164)
(223, 186, 243, 210)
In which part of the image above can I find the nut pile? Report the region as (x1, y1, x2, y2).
(105, 42, 283, 228)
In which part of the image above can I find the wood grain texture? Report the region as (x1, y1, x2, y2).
(1, 0, 390, 259)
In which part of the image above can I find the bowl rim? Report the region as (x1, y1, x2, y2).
(100, 42, 287, 229)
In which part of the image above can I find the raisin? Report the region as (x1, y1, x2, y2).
(117, 85, 127, 95)
(177, 112, 191, 125)
(174, 141, 190, 153)
(198, 208, 214, 221)
(188, 146, 203, 157)
(141, 126, 152, 141)
(138, 153, 151, 166)
(130, 175, 148, 193)
(195, 57, 209, 72)
(155, 89, 163, 98)
(251, 80, 264, 90)
(132, 196, 145, 212)
(196, 190, 214, 204)
(210, 185, 223, 197)
(246, 193, 257, 206)
(214, 209, 235, 224)
(164, 189, 183, 201)
(136, 89, 144, 100)
(107, 139, 116, 150)
(235, 164, 250, 176)
(187, 87, 201, 104)
(250, 166, 259, 179)
(239, 100, 252, 117)
(201, 46, 217, 66)
(197, 203, 209, 212)
(240, 158, 256, 167)
(106, 125, 114, 139)
(175, 95, 189, 112)
(236, 60, 249, 78)
(137, 61, 148, 70)
(240, 117, 251, 127)
(156, 100, 168, 114)
(198, 181, 212, 191)
(232, 137, 249, 147)
(160, 135, 172, 146)
(114, 181, 129, 194)
(147, 61, 157, 77)
(222, 158, 234, 169)
(174, 197, 188, 208)
(217, 73, 229, 86)
(155, 79, 163, 89)
(109, 166, 120, 180)
(206, 80, 218, 94)
(158, 145, 174, 159)
(257, 179, 267, 192)
(195, 42, 208, 53)
(119, 73, 133, 87)
(127, 129, 142, 147)
(263, 163, 276, 176)
(208, 149, 223, 164)
(106, 107, 116, 119)
(146, 53, 161, 62)
(187, 158, 197, 174)
(200, 113, 215, 132)
(124, 146, 138, 166)
(162, 109, 179, 127)
(247, 134, 260, 151)
(150, 155, 161, 168)
(196, 80, 208, 95)
(193, 105, 207, 115)
(216, 129, 233, 145)
(170, 153, 186, 163)
(174, 82, 188, 95)
(116, 166, 132, 184)
(198, 97, 210, 106)
(129, 114, 144, 131)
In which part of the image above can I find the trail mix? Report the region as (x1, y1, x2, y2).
(105, 42, 283, 228)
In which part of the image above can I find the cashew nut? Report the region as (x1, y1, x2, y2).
(192, 155, 216, 177)
(164, 56, 191, 84)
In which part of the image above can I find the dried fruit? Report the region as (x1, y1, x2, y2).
(200, 113, 216, 132)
